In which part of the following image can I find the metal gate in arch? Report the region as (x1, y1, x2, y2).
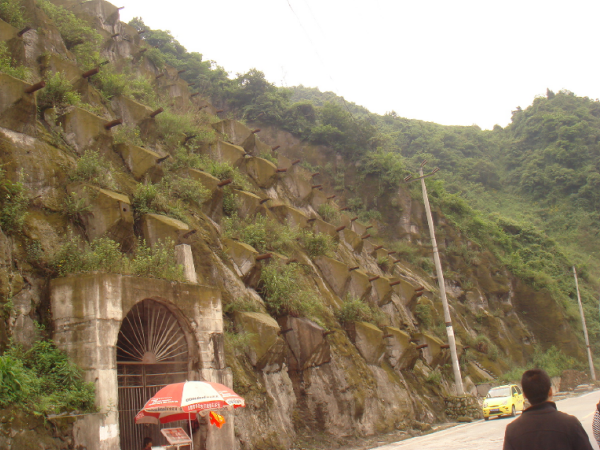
(117, 299, 189, 449)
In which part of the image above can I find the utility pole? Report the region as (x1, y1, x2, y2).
(573, 266, 595, 381)
(405, 161, 464, 395)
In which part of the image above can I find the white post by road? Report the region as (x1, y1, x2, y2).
(419, 167, 464, 395)
(573, 265, 595, 381)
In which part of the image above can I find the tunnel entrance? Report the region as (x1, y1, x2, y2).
(117, 299, 189, 448)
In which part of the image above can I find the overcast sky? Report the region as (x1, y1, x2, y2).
(118, 0, 600, 130)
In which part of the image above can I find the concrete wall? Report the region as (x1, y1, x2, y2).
(50, 273, 232, 450)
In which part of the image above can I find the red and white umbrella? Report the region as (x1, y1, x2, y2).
(135, 381, 245, 425)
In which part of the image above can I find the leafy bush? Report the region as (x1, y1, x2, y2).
(425, 368, 442, 385)
(50, 235, 126, 276)
(500, 346, 582, 382)
(0, 167, 29, 234)
(223, 213, 299, 255)
(162, 174, 211, 206)
(0, 339, 96, 414)
(129, 238, 184, 281)
(156, 110, 215, 148)
(131, 182, 187, 222)
(377, 256, 390, 272)
(259, 260, 322, 318)
(92, 66, 128, 100)
(299, 230, 336, 258)
(37, 71, 81, 110)
(69, 150, 117, 190)
(37, 0, 101, 68)
(0, 41, 30, 81)
(318, 203, 340, 224)
(62, 190, 92, 227)
(0, 0, 26, 28)
(335, 297, 387, 327)
(49, 235, 184, 281)
(258, 152, 277, 165)
(415, 302, 433, 328)
(112, 124, 144, 146)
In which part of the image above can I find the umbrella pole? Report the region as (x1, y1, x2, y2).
(188, 413, 194, 450)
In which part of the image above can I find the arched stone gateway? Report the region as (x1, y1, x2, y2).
(51, 273, 234, 450)
(117, 299, 190, 448)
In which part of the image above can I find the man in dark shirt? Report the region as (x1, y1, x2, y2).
(503, 368, 593, 450)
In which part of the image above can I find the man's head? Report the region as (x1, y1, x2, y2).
(143, 437, 153, 449)
(521, 368, 552, 405)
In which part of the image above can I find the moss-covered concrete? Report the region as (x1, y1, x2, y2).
(383, 326, 419, 370)
(56, 107, 111, 154)
(234, 190, 262, 219)
(311, 218, 339, 239)
(202, 140, 246, 166)
(212, 119, 253, 145)
(344, 321, 386, 365)
(0, 74, 37, 135)
(110, 95, 153, 125)
(114, 142, 161, 180)
(244, 156, 278, 188)
(340, 228, 364, 253)
(278, 316, 330, 371)
(139, 213, 189, 247)
(269, 204, 308, 229)
(68, 183, 134, 245)
(347, 269, 371, 301)
(223, 238, 259, 279)
(314, 256, 350, 298)
(234, 311, 286, 372)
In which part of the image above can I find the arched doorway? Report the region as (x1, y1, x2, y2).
(117, 299, 190, 448)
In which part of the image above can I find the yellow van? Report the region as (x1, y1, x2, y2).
(483, 384, 525, 420)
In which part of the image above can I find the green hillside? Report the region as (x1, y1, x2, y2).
(125, 18, 600, 362)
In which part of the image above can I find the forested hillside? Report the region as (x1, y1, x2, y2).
(2, 1, 600, 447)
(134, 15, 600, 360)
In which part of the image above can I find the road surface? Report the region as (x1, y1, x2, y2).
(373, 391, 600, 450)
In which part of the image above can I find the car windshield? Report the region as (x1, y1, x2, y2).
(487, 387, 510, 398)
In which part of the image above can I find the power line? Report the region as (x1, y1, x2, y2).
(284, 0, 359, 124)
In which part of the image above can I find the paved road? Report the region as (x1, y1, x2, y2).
(373, 391, 600, 450)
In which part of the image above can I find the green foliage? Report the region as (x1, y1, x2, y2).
(131, 182, 187, 223)
(425, 368, 442, 385)
(414, 302, 433, 328)
(0, 167, 29, 234)
(155, 110, 215, 148)
(317, 203, 340, 224)
(259, 260, 322, 318)
(0, 0, 26, 28)
(112, 124, 143, 146)
(223, 213, 299, 255)
(37, 0, 101, 68)
(50, 235, 126, 276)
(0, 41, 31, 81)
(500, 346, 582, 381)
(335, 297, 387, 327)
(259, 152, 277, 165)
(69, 150, 117, 190)
(129, 17, 231, 101)
(0, 339, 96, 414)
(161, 173, 211, 206)
(129, 238, 184, 281)
(299, 230, 336, 258)
(223, 330, 253, 357)
(49, 234, 184, 281)
(37, 71, 81, 110)
(61, 190, 92, 226)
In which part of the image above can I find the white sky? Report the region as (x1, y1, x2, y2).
(118, 0, 600, 130)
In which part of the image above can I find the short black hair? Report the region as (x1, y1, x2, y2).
(521, 369, 551, 405)
(143, 437, 153, 447)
